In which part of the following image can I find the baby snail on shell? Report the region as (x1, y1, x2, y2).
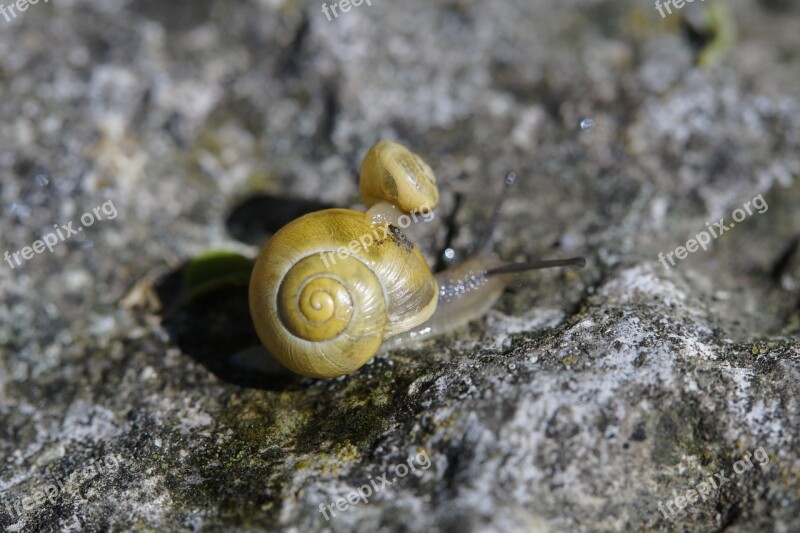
(248, 141, 585, 378)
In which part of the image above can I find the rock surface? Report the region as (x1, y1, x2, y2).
(1, 0, 799, 531)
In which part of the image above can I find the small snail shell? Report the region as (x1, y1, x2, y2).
(249, 142, 439, 378)
(359, 140, 439, 213)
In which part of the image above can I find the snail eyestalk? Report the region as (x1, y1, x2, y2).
(475, 170, 585, 276)
(478, 171, 517, 255)
(486, 256, 586, 277)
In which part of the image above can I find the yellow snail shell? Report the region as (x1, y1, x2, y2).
(249, 141, 440, 378)
(359, 140, 439, 213)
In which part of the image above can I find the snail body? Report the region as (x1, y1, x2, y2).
(249, 141, 584, 378)
(386, 254, 507, 347)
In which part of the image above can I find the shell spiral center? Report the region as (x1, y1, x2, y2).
(278, 257, 355, 342)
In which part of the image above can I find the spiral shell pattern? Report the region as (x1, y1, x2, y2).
(360, 140, 439, 213)
(278, 261, 354, 342)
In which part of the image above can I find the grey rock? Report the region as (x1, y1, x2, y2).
(1, 0, 798, 531)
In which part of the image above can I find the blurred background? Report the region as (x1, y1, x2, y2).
(0, 0, 798, 531)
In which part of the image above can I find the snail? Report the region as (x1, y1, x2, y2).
(249, 141, 585, 378)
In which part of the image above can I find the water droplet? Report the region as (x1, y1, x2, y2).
(10, 203, 32, 217)
(580, 118, 595, 131)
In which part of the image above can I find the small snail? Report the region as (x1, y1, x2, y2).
(249, 141, 585, 378)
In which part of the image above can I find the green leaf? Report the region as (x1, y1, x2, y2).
(183, 250, 254, 302)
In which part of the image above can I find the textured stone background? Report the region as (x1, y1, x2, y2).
(1, 0, 799, 531)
